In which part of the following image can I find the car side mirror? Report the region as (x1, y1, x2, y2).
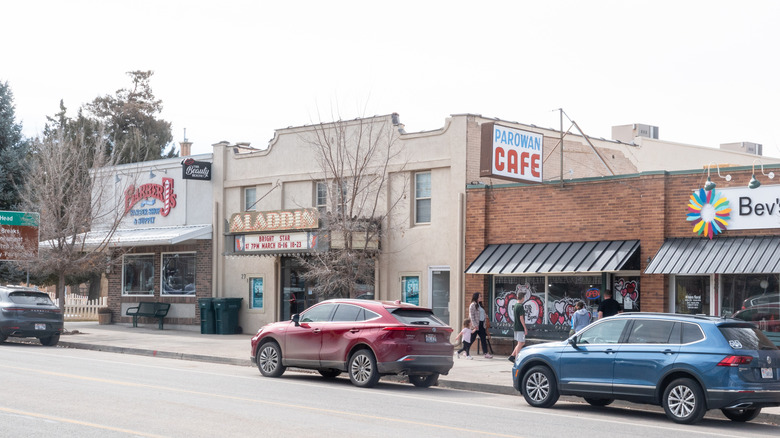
(568, 336, 577, 347)
(292, 314, 300, 326)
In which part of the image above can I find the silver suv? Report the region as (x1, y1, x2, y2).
(0, 286, 64, 346)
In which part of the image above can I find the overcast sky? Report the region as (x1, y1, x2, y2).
(4, 0, 780, 158)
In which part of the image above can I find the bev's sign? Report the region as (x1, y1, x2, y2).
(181, 158, 211, 181)
(716, 185, 780, 230)
(480, 122, 543, 183)
(0, 211, 39, 260)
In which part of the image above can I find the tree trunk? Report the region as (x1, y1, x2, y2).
(88, 273, 101, 301)
(57, 272, 66, 313)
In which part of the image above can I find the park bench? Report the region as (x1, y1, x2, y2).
(126, 302, 171, 330)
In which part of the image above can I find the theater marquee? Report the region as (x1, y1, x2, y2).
(480, 122, 543, 183)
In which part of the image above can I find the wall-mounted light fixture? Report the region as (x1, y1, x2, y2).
(114, 174, 121, 184)
(149, 167, 168, 179)
(704, 162, 731, 191)
(748, 160, 775, 189)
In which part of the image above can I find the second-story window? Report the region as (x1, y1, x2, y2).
(415, 171, 431, 224)
(315, 182, 327, 215)
(244, 187, 257, 211)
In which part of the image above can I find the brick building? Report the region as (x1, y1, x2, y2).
(465, 165, 780, 351)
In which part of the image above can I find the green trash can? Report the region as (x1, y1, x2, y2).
(214, 297, 243, 334)
(198, 298, 216, 334)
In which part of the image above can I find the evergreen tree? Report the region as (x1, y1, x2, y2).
(85, 70, 175, 163)
(0, 81, 29, 210)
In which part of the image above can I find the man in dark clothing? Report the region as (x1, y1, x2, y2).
(597, 291, 622, 319)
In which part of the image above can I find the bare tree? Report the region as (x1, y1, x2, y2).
(11, 126, 131, 310)
(296, 114, 408, 299)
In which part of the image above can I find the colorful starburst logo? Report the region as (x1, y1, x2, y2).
(686, 188, 731, 239)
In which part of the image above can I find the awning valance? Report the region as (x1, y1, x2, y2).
(645, 236, 780, 274)
(466, 240, 640, 275)
(41, 224, 213, 250)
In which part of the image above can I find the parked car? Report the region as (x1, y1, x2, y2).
(251, 299, 453, 388)
(732, 305, 780, 333)
(511, 312, 780, 424)
(0, 286, 64, 346)
(742, 292, 780, 309)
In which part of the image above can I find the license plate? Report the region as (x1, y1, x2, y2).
(761, 367, 773, 379)
(35, 323, 46, 330)
(425, 333, 437, 343)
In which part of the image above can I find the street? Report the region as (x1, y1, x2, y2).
(0, 344, 777, 437)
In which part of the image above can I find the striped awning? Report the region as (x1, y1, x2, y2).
(645, 236, 780, 274)
(466, 240, 640, 275)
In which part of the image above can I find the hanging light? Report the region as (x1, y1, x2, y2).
(748, 160, 775, 189)
(703, 162, 730, 191)
(748, 173, 761, 189)
(150, 170, 156, 178)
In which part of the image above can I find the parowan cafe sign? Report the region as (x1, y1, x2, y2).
(480, 122, 543, 183)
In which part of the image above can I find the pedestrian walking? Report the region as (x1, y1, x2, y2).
(570, 301, 590, 336)
(598, 290, 623, 319)
(454, 318, 474, 359)
(469, 293, 493, 358)
(508, 299, 527, 362)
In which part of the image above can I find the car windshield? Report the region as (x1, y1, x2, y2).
(390, 308, 447, 326)
(718, 324, 778, 351)
(9, 291, 55, 306)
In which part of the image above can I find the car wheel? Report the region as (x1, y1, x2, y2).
(409, 373, 439, 388)
(662, 378, 706, 424)
(348, 349, 380, 388)
(721, 407, 761, 422)
(256, 342, 286, 378)
(584, 398, 614, 407)
(39, 333, 60, 347)
(522, 365, 559, 408)
(318, 369, 341, 379)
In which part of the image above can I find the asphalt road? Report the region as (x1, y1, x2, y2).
(1, 343, 777, 437)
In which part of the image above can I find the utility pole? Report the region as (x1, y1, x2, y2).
(560, 108, 564, 187)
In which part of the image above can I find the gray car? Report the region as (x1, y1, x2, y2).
(0, 286, 64, 346)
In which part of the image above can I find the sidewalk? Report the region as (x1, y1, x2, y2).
(26, 322, 780, 424)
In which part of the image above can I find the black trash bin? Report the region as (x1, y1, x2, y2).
(214, 297, 243, 334)
(198, 298, 216, 334)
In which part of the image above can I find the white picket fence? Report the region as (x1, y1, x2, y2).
(48, 293, 108, 321)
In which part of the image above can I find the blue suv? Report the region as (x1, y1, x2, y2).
(512, 313, 780, 424)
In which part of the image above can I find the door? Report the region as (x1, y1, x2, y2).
(613, 319, 680, 399)
(283, 303, 335, 367)
(559, 318, 629, 396)
(429, 267, 450, 325)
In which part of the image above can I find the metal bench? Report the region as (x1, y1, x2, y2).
(126, 302, 171, 330)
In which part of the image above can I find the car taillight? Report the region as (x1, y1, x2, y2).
(717, 355, 753, 367)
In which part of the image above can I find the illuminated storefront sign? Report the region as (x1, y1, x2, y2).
(234, 232, 316, 252)
(229, 209, 319, 233)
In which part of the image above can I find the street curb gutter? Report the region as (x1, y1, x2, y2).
(55, 341, 779, 425)
(58, 341, 252, 367)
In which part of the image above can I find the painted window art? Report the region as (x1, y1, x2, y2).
(687, 188, 730, 239)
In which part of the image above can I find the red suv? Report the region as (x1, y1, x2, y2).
(250, 299, 454, 388)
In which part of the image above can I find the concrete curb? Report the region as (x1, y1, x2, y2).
(54, 340, 779, 425)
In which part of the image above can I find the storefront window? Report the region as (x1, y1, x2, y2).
(721, 274, 779, 316)
(493, 276, 546, 331)
(547, 276, 601, 327)
(675, 276, 710, 314)
(401, 275, 420, 305)
(249, 277, 264, 309)
(613, 276, 640, 312)
(123, 254, 155, 295)
(161, 253, 196, 295)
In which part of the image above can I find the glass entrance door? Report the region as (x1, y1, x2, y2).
(429, 267, 450, 324)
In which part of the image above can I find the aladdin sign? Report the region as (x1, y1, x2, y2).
(229, 208, 319, 233)
(480, 122, 543, 183)
(181, 158, 211, 181)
